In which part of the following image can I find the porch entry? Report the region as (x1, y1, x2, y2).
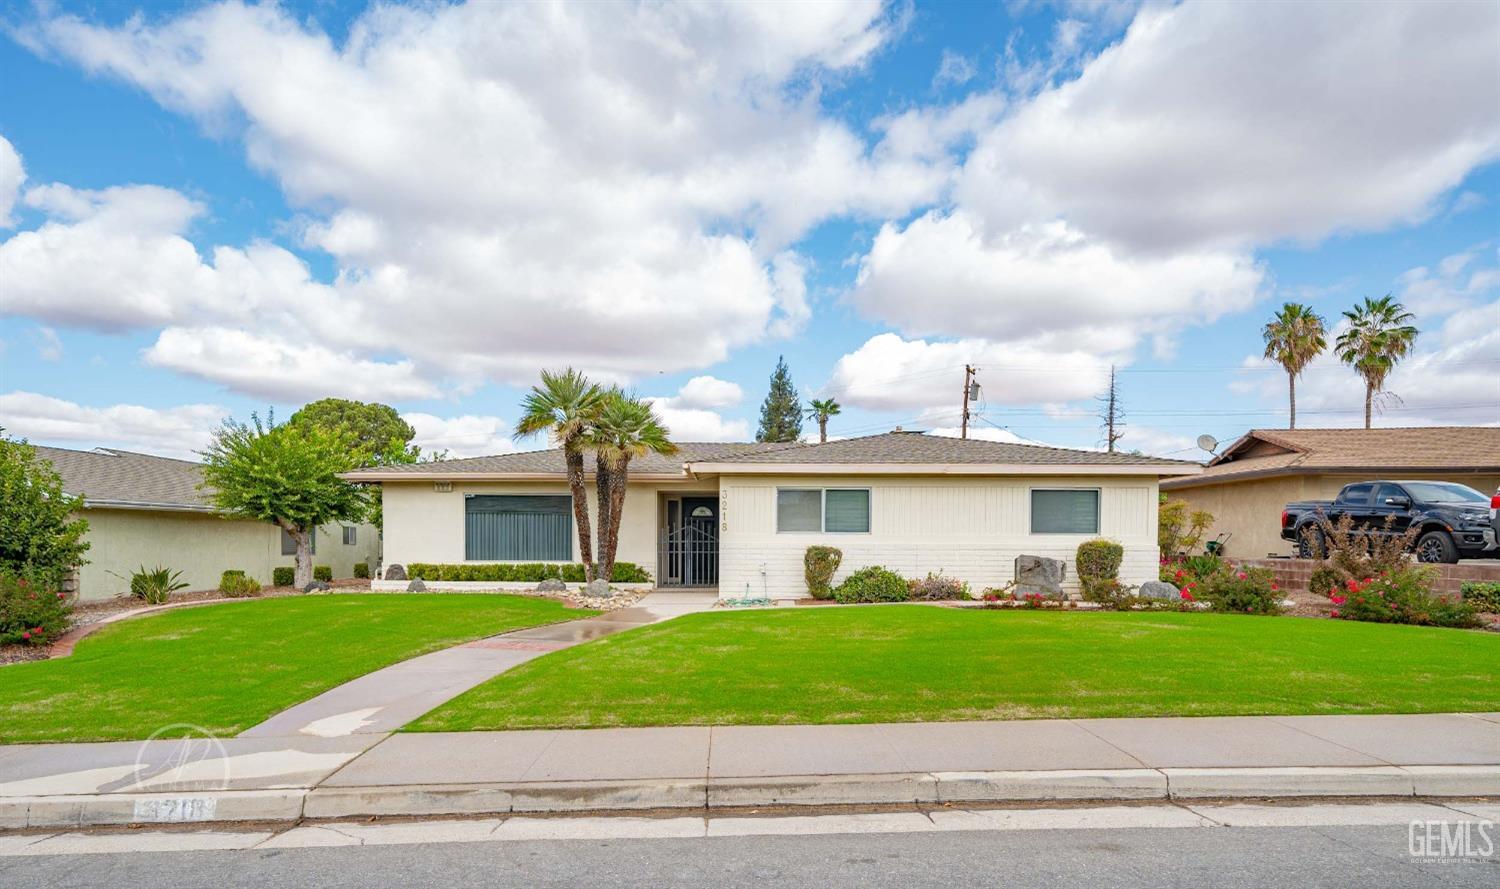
(658, 495, 719, 587)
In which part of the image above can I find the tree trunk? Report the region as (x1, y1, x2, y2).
(565, 447, 595, 582)
(594, 452, 612, 581)
(602, 457, 631, 582)
(818, 418, 827, 443)
(281, 521, 313, 588)
(1364, 383, 1373, 429)
(1288, 373, 1296, 429)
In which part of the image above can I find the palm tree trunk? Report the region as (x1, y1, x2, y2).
(565, 447, 595, 582)
(594, 453, 612, 580)
(603, 459, 630, 582)
(818, 417, 827, 443)
(1364, 383, 1373, 429)
(1288, 373, 1296, 429)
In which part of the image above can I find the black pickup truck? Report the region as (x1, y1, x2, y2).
(1281, 480, 1498, 563)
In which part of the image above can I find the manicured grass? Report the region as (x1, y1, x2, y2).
(411, 607, 1500, 731)
(0, 594, 590, 743)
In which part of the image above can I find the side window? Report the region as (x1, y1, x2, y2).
(1338, 484, 1373, 506)
(1374, 484, 1406, 507)
(279, 528, 317, 555)
(342, 526, 357, 546)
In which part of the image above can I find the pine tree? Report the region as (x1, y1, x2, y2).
(755, 356, 804, 442)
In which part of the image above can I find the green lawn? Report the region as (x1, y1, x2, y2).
(411, 607, 1500, 731)
(0, 594, 590, 743)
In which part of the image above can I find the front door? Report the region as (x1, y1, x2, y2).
(660, 496, 719, 587)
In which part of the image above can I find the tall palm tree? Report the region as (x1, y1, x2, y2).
(804, 398, 841, 443)
(1261, 302, 1326, 429)
(514, 368, 605, 581)
(1335, 295, 1418, 429)
(590, 393, 677, 581)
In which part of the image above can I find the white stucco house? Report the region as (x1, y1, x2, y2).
(350, 431, 1199, 600)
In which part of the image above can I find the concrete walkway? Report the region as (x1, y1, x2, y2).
(240, 590, 719, 739)
(4, 712, 1498, 829)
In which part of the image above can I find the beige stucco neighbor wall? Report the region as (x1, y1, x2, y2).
(74, 508, 381, 601)
(717, 474, 1161, 600)
(379, 480, 689, 576)
(1165, 471, 1500, 560)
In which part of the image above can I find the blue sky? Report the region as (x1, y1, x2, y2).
(1, 0, 1496, 460)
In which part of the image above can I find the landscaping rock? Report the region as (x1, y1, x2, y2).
(406, 579, 427, 592)
(1138, 580, 1180, 600)
(582, 579, 613, 598)
(384, 564, 408, 581)
(1015, 555, 1065, 597)
(302, 580, 331, 593)
(535, 578, 567, 593)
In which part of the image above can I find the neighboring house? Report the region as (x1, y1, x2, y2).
(1160, 428, 1500, 559)
(348, 431, 1199, 599)
(37, 446, 382, 601)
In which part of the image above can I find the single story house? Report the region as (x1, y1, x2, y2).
(38, 445, 382, 600)
(1160, 427, 1500, 559)
(348, 431, 1199, 599)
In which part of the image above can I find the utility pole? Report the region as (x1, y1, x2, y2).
(1097, 365, 1125, 453)
(960, 365, 978, 439)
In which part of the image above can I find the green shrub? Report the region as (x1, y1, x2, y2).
(219, 569, 246, 593)
(352, 562, 370, 580)
(0, 435, 91, 589)
(271, 567, 295, 587)
(220, 573, 262, 598)
(0, 569, 71, 645)
(804, 546, 842, 599)
(313, 565, 332, 582)
(1460, 581, 1500, 612)
(906, 572, 971, 601)
(1309, 565, 1342, 599)
(833, 566, 908, 604)
(1198, 566, 1282, 615)
(131, 565, 189, 606)
(1076, 538, 1125, 603)
(404, 562, 650, 583)
(1336, 566, 1481, 629)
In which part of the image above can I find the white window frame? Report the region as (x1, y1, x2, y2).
(1028, 486, 1101, 535)
(775, 487, 872, 534)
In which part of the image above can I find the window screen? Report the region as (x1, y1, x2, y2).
(824, 489, 871, 533)
(342, 526, 357, 545)
(776, 489, 823, 532)
(1030, 489, 1100, 534)
(465, 495, 572, 560)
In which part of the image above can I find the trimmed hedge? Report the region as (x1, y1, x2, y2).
(1075, 538, 1124, 603)
(804, 546, 842, 599)
(272, 567, 295, 587)
(406, 562, 653, 584)
(353, 562, 370, 580)
(833, 566, 908, 604)
(313, 565, 332, 582)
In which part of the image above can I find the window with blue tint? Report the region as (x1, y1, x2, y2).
(1030, 489, 1100, 534)
(824, 489, 871, 533)
(466, 495, 573, 560)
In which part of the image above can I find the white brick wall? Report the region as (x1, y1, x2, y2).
(718, 474, 1160, 599)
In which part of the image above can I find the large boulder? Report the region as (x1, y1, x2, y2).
(384, 564, 408, 581)
(406, 579, 427, 592)
(302, 580, 331, 593)
(1015, 555, 1066, 598)
(1138, 580, 1181, 600)
(582, 579, 613, 598)
(535, 578, 567, 593)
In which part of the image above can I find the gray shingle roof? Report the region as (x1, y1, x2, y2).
(35, 446, 214, 510)
(690, 431, 1201, 467)
(353, 441, 798, 477)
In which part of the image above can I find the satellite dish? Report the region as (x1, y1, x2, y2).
(1196, 434, 1219, 454)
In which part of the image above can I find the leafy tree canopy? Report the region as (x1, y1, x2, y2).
(200, 413, 369, 533)
(0, 428, 90, 587)
(756, 356, 803, 443)
(287, 398, 420, 467)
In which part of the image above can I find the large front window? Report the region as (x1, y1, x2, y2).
(1030, 489, 1100, 534)
(466, 495, 573, 560)
(776, 488, 870, 533)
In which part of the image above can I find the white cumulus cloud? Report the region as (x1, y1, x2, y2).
(0, 391, 226, 459)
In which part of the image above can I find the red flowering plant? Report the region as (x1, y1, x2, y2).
(1333, 565, 1480, 629)
(0, 568, 73, 646)
(1197, 565, 1283, 615)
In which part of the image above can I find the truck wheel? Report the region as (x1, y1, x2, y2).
(1415, 531, 1458, 564)
(1298, 527, 1325, 559)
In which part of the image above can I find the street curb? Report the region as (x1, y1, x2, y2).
(4, 766, 1499, 828)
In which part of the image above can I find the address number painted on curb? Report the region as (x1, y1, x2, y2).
(133, 797, 218, 823)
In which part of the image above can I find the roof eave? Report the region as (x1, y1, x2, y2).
(1161, 464, 1500, 489)
(78, 498, 218, 514)
(341, 470, 691, 482)
(686, 462, 1202, 477)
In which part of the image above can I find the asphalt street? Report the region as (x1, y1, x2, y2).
(2, 823, 1494, 889)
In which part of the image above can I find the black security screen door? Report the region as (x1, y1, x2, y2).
(660, 497, 719, 587)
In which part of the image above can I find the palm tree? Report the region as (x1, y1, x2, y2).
(1261, 303, 1326, 429)
(590, 393, 677, 581)
(1335, 295, 1419, 429)
(514, 368, 605, 581)
(804, 398, 841, 443)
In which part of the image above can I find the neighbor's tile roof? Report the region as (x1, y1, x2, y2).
(691, 431, 1201, 467)
(35, 445, 214, 510)
(1161, 427, 1500, 489)
(357, 441, 797, 476)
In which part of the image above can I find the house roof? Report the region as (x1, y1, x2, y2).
(346, 431, 1199, 481)
(33, 445, 215, 511)
(1160, 427, 1500, 490)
